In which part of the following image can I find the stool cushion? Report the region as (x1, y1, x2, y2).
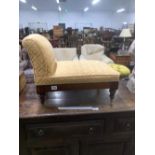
(35, 61, 120, 85)
(109, 64, 130, 77)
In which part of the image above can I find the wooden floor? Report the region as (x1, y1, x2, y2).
(19, 80, 135, 119)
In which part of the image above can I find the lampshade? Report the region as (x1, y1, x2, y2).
(119, 28, 132, 38)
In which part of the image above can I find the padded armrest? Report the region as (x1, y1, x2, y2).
(79, 54, 114, 64)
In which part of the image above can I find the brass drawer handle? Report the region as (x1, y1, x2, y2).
(37, 129, 45, 136)
(89, 127, 95, 135)
(126, 122, 131, 129)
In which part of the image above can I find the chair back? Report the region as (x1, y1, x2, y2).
(22, 34, 57, 78)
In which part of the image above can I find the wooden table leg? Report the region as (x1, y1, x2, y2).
(39, 93, 45, 105)
(97, 89, 100, 96)
(109, 88, 117, 106)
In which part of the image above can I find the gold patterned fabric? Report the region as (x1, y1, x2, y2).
(22, 34, 57, 77)
(35, 61, 120, 85)
(22, 34, 120, 86)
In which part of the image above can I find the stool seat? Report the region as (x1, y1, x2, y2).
(109, 64, 130, 77)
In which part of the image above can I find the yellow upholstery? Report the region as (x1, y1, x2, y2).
(109, 64, 130, 77)
(22, 34, 120, 86)
(22, 34, 57, 77)
(35, 60, 120, 85)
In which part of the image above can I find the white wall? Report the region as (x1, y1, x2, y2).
(19, 10, 135, 30)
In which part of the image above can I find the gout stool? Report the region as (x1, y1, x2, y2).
(22, 34, 120, 105)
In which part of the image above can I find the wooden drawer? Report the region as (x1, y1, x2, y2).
(109, 53, 131, 66)
(114, 117, 134, 132)
(26, 121, 104, 140)
(29, 140, 78, 155)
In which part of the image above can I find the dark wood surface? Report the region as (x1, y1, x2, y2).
(19, 80, 135, 155)
(36, 81, 118, 93)
(20, 80, 134, 120)
(36, 81, 119, 104)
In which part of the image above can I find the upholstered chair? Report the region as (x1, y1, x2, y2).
(53, 48, 78, 61)
(80, 44, 114, 64)
(22, 34, 120, 104)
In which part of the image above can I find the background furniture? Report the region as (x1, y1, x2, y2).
(19, 47, 34, 83)
(20, 80, 135, 155)
(53, 48, 78, 61)
(127, 40, 135, 93)
(53, 25, 64, 38)
(127, 67, 135, 93)
(128, 40, 135, 66)
(19, 45, 29, 71)
(19, 71, 26, 94)
(109, 52, 131, 66)
(80, 44, 114, 64)
(119, 28, 132, 53)
(19, 26, 132, 54)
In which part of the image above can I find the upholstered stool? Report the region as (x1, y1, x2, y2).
(22, 34, 120, 104)
(109, 64, 130, 77)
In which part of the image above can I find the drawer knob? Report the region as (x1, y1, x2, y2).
(89, 127, 95, 135)
(126, 122, 131, 129)
(37, 129, 45, 136)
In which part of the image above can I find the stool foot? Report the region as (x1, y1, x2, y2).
(39, 94, 45, 105)
(109, 88, 116, 106)
(97, 89, 100, 96)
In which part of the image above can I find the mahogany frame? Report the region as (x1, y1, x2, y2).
(36, 81, 119, 104)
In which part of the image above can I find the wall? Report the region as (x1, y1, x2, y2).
(19, 10, 135, 30)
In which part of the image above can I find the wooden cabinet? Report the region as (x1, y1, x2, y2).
(80, 117, 134, 155)
(20, 115, 134, 155)
(20, 81, 135, 155)
(109, 53, 131, 66)
(81, 138, 130, 155)
(30, 141, 77, 155)
(26, 121, 104, 140)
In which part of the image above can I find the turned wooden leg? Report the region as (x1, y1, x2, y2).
(109, 88, 117, 105)
(39, 93, 45, 105)
(97, 89, 100, 96)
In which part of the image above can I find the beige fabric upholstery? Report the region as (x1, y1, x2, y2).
(82, 44, 105, 55)
(80, 44, 114, 64)
(22, 34, 57, 77)
(81, 44, 104, 60)
(53, 48, 78, 61)
(22, 34, 120, 86)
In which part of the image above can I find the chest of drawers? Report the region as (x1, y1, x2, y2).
(20, 112, 134, 155)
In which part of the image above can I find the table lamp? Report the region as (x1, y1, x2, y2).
(119, 28, 132, 51)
